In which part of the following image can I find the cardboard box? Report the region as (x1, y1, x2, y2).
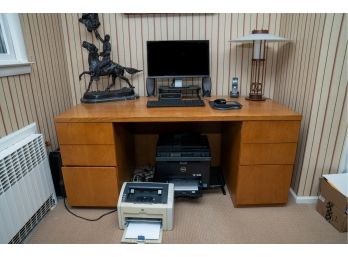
(316, 174, 348, 232)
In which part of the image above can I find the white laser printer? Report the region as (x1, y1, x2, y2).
(117, 182, 174, 243)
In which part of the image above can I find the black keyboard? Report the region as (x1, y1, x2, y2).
(147, 99, 205, 107)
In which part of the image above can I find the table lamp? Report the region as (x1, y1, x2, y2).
(230, 29, 288, 101)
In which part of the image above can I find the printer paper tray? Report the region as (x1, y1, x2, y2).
(121, 220, 163, 244)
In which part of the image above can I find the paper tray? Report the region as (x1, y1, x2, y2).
(121, 221, 163, 244)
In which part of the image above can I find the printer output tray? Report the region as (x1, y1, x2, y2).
(121, 219, 163, 244)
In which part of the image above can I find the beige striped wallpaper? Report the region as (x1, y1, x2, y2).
(60, 13, 282, 104)
(0, 14, 72, 151)
(0, 13, 346, 197)
(274, 13, 347, 196)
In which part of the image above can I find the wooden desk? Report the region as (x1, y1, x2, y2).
(55, 97, 301, 207)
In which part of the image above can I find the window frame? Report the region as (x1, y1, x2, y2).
(0, 13, 32, 77)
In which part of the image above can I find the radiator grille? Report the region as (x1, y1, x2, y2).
(0, 135, 46, 197)
(0, 125, 56, 244)
(9, 195, 56, 244)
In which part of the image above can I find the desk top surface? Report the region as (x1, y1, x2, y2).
(55, 97, 301, 123)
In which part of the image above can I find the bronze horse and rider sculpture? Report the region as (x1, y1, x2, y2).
(78, 13, 142, 102)
(79, 41, 142, 93)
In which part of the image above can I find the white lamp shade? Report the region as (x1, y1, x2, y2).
(230, 33, 288, 42)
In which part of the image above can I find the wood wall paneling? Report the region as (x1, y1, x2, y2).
(0, 14, 72, 151)
(291, 14, 326, 193)
(21, 15, 49, 140)
(29, 14, 58, 149)
(307, 14, 347, 196)
(60, 14, 77, 106)
(275, 13, 347, 196)
(268, 14, 281, 99)
(1, 78, 18, 132)
(300, 14, 343, 196)
(319, 38, 347, 175)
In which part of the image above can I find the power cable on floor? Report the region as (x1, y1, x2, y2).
(63, 198, 117, 222)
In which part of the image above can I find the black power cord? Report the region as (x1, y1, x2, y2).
(132, 166, 155, 182)
(63, 198, 117, 222)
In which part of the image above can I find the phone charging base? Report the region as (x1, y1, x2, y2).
(230, 91, 239, 98)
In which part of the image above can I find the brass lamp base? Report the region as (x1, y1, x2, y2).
(245, 94, 267, 101)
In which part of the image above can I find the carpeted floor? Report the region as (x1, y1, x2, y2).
(25, 189, 347, 244)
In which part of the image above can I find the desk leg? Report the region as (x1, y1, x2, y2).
(115, 124, 135, 191)
(221, 122, 242, 205)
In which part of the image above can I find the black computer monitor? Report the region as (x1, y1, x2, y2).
(147, 40, 210, 79)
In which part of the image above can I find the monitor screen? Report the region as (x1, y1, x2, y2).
(147, 40, 210, 78)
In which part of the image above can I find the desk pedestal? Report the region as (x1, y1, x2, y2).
(222, 121, 300, 206)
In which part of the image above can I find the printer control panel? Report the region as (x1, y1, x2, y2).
(122, 182, 169, 204)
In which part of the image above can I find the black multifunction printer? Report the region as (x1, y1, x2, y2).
(155, 134, 212, 198)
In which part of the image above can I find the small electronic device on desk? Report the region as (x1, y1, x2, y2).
(209, 98, 242, 110)
(147, 85, 205, 107)
(230, 77, 239, 98)
(117, 182, 174, 244)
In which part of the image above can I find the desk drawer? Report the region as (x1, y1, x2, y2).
(56, 122, 115, 145)
(242, 121, 300, 143)
(235, 165, 293, 205)
(240, 143, 297, 165)
(60, 145, 117, 166)
(62, 167, 119, 207)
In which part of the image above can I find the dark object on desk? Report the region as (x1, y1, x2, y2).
(158, 85, 201, 97)
(81, 87, 138, 103)
(145, 77, 211, 98)
(214, 98, 226, 104)
(230, 77, 239, 98)
(147, 85, 205, 107)
(79, 41, 141, 96)
(147, 99, 204, 107)
(79, 14, 142, 103)
(146, 40, 211, 97)
(146, 78, 156, 96)
(202, 77, 212, 97)
(209, 99, 242, 110)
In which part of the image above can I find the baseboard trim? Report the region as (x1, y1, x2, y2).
(290, 188, 318, 204)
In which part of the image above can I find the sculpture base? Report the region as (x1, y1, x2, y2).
(81, 87, 138, 103)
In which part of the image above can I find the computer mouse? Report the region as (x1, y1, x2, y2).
(214, 98, 226, 104)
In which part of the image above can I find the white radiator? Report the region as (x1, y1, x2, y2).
(0, 123, 57, 243)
